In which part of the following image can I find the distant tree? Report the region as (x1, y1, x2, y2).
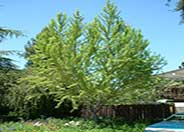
(179, 61, 184, 69)
(0, 27, 22, 42)
(0, 57, 21, 109)
(21, 1, 165, 121)
(167, 0, 184, 23)
(0, 27, 23, 56)
(0, 57, 17, 70)
(0, 25, 23, 110)
(0, 9, 23, 115)
(175, 0, 184, 23)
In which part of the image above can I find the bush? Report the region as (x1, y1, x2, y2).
(0, 118, 147, 132)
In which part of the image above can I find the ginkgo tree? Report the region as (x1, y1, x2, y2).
(22, 1, 166, 121)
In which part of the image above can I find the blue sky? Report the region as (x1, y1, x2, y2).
(0, 0, 184, 72)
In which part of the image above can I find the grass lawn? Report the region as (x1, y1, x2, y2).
(0, 118, 147, 132)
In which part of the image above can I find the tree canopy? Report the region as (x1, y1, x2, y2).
(0, 13, 23, 116)
(0, 27, 22, 43)
(14, 1, 166, 120)
(167, 0, 184, 23)
(175, 0, 184, 22)
(0, 27, 23, 56)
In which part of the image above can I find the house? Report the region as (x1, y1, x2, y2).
(159, 68, 184, 112)
(159, 68, 184, 80)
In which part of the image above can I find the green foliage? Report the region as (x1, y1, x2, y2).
(0, 27, 23, 43)
(179, 61, 184, 69)
(176, 0, 184, 23)
(0, 118, 147, 132)
(0, 27, 23, 100)
(24, 38, 36, 67)
(18, 1, 165, 120)
(0, 27, 23, 56)
(0, 26, 23, 115)
(8, 68, 80, 119)
(0, 57, 21, 108)
(0, 57, 17, 70)
(167, 0, 184, 23)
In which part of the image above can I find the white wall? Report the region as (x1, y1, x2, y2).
(174, 102, 184, 113)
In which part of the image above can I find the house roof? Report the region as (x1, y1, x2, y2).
(159, 68, 184, 80)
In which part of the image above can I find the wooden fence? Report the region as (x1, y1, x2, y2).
(81, 104, 175, 121)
